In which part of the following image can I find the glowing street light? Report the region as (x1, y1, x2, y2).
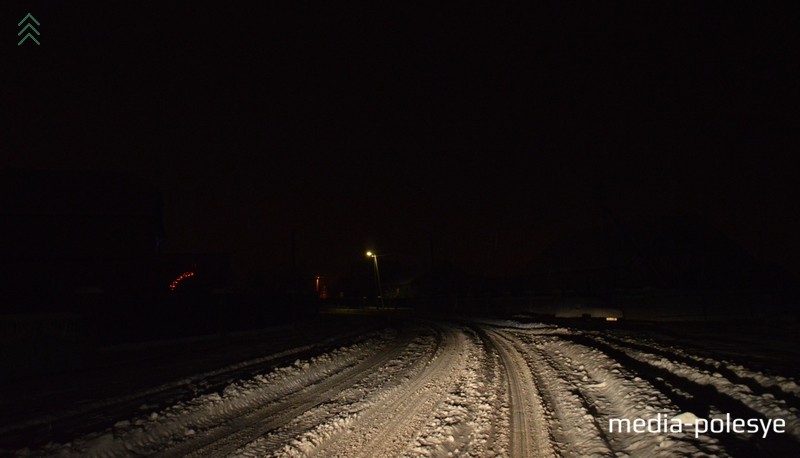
(366, 251, 385, 308)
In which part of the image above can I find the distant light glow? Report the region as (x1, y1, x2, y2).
(366, 251, 374, 257)
(606, 317, 618, 322)
(169, 271, 196, 291)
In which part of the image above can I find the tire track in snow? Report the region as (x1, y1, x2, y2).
(496, 330, 613, 457)
(303, 324, 466, 458)
(592, 332, 800, 409)
(583, 333, 800, 435)
(238, 327, 446, 456)
(404, 327, 499, 457)
(469, 325, 512, 456)
(516, 332, 710, 457)
(483, 329, 555, 458)
(1, 326, 385, 449)
(564, 334, 800, 456)
(161, 328, 417, 458)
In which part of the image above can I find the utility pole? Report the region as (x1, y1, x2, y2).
(366, 251, 385, 308)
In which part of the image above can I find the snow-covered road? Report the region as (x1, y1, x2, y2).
(10, 319, 800, 457)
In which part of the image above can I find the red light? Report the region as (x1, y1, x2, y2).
(169, 271, 196, 291)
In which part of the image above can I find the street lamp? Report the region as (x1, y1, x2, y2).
(366, 251, 385, 308)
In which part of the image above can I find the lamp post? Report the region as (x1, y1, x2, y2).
(366, 251, 385, 308)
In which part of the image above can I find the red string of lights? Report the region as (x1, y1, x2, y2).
(169, 271, 196, 291)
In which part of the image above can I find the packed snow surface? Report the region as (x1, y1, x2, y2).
(11, 320, 800, 457)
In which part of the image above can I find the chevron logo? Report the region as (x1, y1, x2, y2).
(17, 13, 40, 46)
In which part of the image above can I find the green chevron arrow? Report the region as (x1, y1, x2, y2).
(18, 23, 40, 36)
(17, 13, 40, 27)
(18, 33, 40, 46)
(17, 13, 41, 46)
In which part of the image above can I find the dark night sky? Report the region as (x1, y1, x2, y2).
(4, 2, 799, 284)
